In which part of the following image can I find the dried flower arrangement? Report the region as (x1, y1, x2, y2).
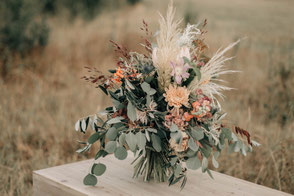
(74, 2, 259, 189)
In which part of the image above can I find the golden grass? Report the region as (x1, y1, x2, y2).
(0, 0, 294, 195)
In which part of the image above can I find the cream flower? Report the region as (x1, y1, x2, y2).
(163, 85, 190, 108)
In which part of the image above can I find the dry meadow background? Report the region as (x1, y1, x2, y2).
(0, 0, 293, 195)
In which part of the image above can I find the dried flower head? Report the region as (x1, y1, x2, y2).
(164, 108, 187, 130)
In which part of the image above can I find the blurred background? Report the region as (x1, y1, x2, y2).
(0, 0, 293, 195)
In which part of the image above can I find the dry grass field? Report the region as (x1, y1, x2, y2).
(0, 0, 293, 195)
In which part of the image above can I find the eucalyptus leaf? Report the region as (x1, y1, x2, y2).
(92, 163, 106, 176)
(90, 119, 95, 130)
(221, 128, 232, 140)
(174, 164, 182, 177)
(151, 134, 162, 152)
(201, 144, 212, 158)
(231, 132, 238, 142)
(170, 157, 177, 166)
(75, 120, 80, 131)
(137, 132, 146, 149)
(170, 131, 182, 144)
(127, 101, 137, 122)
(83, 174, 97, 186)
(95, 150, 108, 160)
(76, 144, 91, 153)
(107, 117, 124, 124)
(149, 88, 156, 95)
(88, 132, 100, 144)
(105, 141, 117, 153)
(126, 132, 137, 152)
(146, 95, 152, 107)
(188, 138, 199, 151)
(212, 156, 219, 168)
(145, 130, 150, 142)
(112, 98, 121, 109)
(141, 82, 151, 93)
(191, 127, 204, 140)
(241, 143, 247, 156)
(114, 146, 128, 160)
(170, 124, 179, 132)
(99, 85, 108, 95)
(202, 157, 208, 171)
(233, 142, 239, 153)
(147, 128, 157, 133)
(251, 140, 261, 147)
(106, 127, 118, 141)
(186, 156, 201, 170)
(119, 133, 126, 146)
(81, 119, 86, 132)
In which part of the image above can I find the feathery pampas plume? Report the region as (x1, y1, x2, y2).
(153, 1, 201, 90)
(152, 1, 181, 90)
(188, 40, 240, 105)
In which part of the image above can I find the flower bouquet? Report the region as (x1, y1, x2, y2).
(74, 3, 259, 188)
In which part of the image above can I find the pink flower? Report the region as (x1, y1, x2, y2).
(170, 60, 190, 84)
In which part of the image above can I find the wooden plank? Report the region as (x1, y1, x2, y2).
(33, 154, 292, 196)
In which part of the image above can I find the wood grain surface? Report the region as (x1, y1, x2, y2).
(33, 154, 292, 196)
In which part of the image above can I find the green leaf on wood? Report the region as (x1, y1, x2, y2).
(83, 174, 97, 186)
(92, 163, 106, 176)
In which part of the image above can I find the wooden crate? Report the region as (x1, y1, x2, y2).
(33, 154, 292, 196)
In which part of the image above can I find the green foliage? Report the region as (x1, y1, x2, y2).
(63, 0, 103, 20)
(114, 146, 128, 160)
(41, 0, 141, 20)
(126, 0, 142, 5)
(83, 174, 97, 186)
(92, 163, 106, 176)
(264, 62, 294, 126)
(0, 0, 49, 77)
(186, 156, 201, 170)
